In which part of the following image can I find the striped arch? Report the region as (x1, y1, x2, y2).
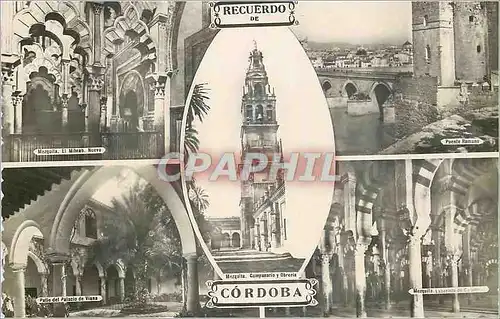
(485, 259, 498, 267)
(103, 4, 156, 63)
(451, 158, 496, 234)
(469, 199, 498, 251)
(355, 161, 392, 239)
(412, 159, 444, 237)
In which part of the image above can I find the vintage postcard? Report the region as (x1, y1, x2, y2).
(1, 1, 498, 318)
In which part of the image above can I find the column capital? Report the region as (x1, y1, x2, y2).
(9, 263, 27, 272)
(183, 253, 198, 263)
(91, 2, 104, 15)
(45, 251, 71, 264)
(87, 73, 104, 92)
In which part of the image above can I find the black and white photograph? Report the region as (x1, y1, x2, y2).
(1, 1, 499, 318)
(180, 27, 335, 276)
(307, 157, 498, 318)
(294, 2, 499, 156)
(0, 1, 215, 163)
(1, 164, 218, 318)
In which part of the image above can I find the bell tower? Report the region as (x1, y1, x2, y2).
(239, 42, 283, 249)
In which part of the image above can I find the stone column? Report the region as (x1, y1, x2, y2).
(354, 241, 369, 318)
(86, 72, 104, 144)
(337, 240, 349, 306)
(2, 65, 15, 135)
(151, 75, 171, 150)
(50, 262, 67, 297)
(271, 212, 279, 249)
(185, 253, 200, 314)
(321, 253, 333, 315)
(100, 276, 107, 304)
(433, 229, 445, 304)
(119, 277, 125, 302)
(12, 93, 23, 133)
(75, 275, 82, 296)
(61, 95, 69, 131)
(381, 236, 391, 309)
(100, 96, 107, 132)
(254, 221, 260, 250)
(408, 235, 424, 318)
(40, 273, 49, 297)
(90, 3, 104, 65)
(449, 254, 460, 313)
(11, 264, 26, 318)
(462, 226, 473, 305)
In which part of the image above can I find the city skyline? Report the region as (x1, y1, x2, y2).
(293, 1, 412, 45)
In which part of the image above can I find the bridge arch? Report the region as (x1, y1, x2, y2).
(342, 81, 359, 99)
(369, 82, 392, 120)
(321, 80, 333, 95)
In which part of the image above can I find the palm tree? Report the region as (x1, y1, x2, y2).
(188, 184, 210, 213)
(184, 126, 200, 159)
(183, 83, 210, 157)
(185, 83, 211, 129)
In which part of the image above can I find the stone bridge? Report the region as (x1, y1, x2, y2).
(315, 66, 413, 122)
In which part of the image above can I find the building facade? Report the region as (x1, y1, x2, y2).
(412, 2, 498, 85)
(239, 44, 287, 252)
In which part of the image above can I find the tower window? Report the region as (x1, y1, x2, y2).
(477, 45, 481, 53)
(425, 45, 431, 63)
(423, 15, 428, 26)
(266, 109, 273, 121)
(469, 15, 474, 23)
(245, 105, 253, 121)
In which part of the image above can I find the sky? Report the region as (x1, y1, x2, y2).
(291, 1, 412, 44)
(186, 27, 335, 258)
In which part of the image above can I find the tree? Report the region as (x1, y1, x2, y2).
(184, 83, 211, 160)
(87, 181, 183, 303)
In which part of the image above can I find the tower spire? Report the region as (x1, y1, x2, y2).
(253, 39, 257, 50)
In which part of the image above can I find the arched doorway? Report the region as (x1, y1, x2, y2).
(232, 233, 241, 248)
(105, 265, 119, 304)
(222, 233, 231, 248)
(124, 267, 135, 301)
(81, 265, 101, 297)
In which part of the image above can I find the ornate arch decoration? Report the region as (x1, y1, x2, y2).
(354, 161, 392, 240)
(49, 165, 196, 257)
(93, 261, 105, 278)
(103, 5, 156, 65)
(412, 159, 445, 237)
(9, 220, 44, 267)
(24, 58, 62, 87)
(115, 259, 126, 278)
(27, 251, 49, 274)
(13, 1, 92, 59)
(450, 158, 497, 234)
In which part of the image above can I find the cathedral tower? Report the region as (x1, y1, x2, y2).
(239, 42, 283, 249)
